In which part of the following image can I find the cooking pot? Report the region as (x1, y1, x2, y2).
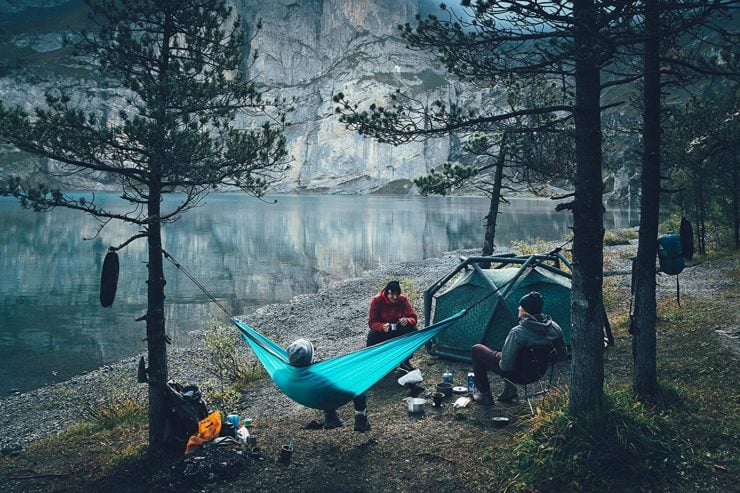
(435, 382, 453, 397)
(406, 397, 426, 413)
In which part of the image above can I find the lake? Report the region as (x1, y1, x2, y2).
(0, 193, 639, 394)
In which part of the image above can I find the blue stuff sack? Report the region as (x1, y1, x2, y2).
(657, 233, 685, 275)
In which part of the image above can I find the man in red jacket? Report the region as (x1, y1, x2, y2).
(367, 280, 418, 371)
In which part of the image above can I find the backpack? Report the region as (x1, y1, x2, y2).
(657, 233, 685, 275)
(164, 381, 210, 447)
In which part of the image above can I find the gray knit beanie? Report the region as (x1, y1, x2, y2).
(287, 338, 314, 367)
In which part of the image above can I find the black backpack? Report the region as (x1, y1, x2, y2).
(164, 382, 209, 446)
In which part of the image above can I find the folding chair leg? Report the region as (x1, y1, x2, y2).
(522, 384, 535, 416)
(525, 396, 535, 415)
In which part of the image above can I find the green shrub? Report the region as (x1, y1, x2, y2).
(510, 237, 554, 256)
(84, 395, 147, 431)
(195, 320, 265, 409)
(487, 387, 676, 492)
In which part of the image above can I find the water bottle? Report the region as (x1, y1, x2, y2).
(442, 371, 453, 384)
(467, 372, 476, 394)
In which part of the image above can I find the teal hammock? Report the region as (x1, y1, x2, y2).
(232, 309, 466, 411)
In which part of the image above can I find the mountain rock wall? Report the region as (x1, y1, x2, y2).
(0, 0, 462, 194)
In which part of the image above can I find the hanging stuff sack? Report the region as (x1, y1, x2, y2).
(100, 248, 119, 307)
(657, 232, 684, 306)
(657, 233, 685, 275)
(679, 216, 694, 261)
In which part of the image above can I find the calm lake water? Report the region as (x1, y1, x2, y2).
(0, 193, 639, 394)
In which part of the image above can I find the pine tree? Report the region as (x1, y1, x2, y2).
(0, 0, 289, 454)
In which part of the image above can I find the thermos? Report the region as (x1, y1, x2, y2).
(442, 371, 453, 384)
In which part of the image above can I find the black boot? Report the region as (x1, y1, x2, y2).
(354, 412, 371, 432)
(323, 410, 343, 429)
(498, 381, 518, 403)
(473, 390, 494, 406)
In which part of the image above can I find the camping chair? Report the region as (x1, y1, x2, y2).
(502, 344, 560, 415)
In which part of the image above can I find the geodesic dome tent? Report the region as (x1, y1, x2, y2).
(424, 252, 573, 363)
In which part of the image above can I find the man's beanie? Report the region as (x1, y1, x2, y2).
(519, 291, 544, 315)
(287, 338, 314, 367)
(384, 280, 401, 294)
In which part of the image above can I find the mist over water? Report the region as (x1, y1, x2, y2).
(0, 193, 638, 394)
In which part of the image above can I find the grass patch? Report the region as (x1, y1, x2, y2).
(18, 399, 148, 476)
(510, 237, 555, 256)
(83, 395, 147, 432)
(477, 251, 739, 492)
(371, 179, 414, 195)
(604, 228, 638, 246)
(484, 386, 675, 492)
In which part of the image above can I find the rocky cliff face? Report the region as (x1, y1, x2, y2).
(235, 0, 457, 193)
(0, 0, 465, 194)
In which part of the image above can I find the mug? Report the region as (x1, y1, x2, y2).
(280, 444, 293, 462)
(226, 414, 240, 429)
(390, 323, 397, 331)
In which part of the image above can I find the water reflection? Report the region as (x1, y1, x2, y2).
(0, 193, 639, 393)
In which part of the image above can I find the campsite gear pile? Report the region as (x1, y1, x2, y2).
(163, 381, 259, 456)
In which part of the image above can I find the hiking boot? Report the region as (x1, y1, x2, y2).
(473, 391, 494, 406)
(354, 413, 371, 433)
(323, 410, 343, 429)
(498, 382, 518, 403)
(399, 361, 415, 372)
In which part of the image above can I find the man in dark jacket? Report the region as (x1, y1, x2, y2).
(471, 291, 565, 405)
(367, 280, 418, 371)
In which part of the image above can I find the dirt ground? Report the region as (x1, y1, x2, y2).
(2, 349, 552, 492)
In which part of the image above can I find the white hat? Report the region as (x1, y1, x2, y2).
(287, 339, 314, 367)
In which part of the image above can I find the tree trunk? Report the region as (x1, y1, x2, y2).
(569, 0, 605, 415)
(482, 144, 507, 256)
(632, 0, 660, 397)
(146, 180, 169, 454)
(733, 163, 738, 249)
(697, 171, 706, 254)
(147, 10, 172, 455)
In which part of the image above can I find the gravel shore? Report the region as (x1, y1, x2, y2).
(1, 240, 736, 454)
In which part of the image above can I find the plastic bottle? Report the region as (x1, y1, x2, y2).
(467, 372, 476, 394)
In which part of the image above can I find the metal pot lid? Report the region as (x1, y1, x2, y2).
(452, 386, 468, 393)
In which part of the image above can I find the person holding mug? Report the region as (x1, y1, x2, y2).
(367, 280, 418, 372)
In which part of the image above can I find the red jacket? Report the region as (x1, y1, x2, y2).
(368, 289, 418, 332)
